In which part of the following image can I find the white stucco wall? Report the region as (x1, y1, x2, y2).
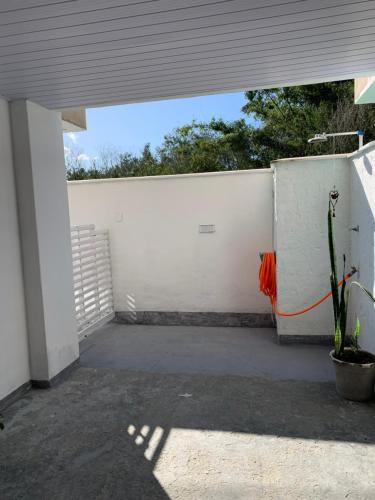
(350, 143, 375, 352)
(273, 155, 351, 338)
(68, 170, 273, 314)
(0, 98, 30, 401)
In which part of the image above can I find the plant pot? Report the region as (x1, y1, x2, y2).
(330, 348, 375, 402)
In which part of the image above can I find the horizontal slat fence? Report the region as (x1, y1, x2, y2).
(71, 224, 114, 337)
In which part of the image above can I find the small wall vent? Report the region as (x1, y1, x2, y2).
(199, 224, 215, 233)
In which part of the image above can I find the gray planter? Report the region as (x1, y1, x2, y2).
(330, 349, 375, 402)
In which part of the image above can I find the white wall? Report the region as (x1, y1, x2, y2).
(350, 143, 375, 352)
(0, 98, 30, 401)
(273, 155, 351, 339)
(68, 170, 273, 314)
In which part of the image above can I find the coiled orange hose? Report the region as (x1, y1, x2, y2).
(259, 252, 352, 317)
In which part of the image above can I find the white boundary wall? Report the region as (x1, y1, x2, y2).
(273, 155, 351, 339)
(68, 170, 273, 314)
(68, 145, 374, 346)
(350, 143, 375, 353)
(273, 145, 375, 347)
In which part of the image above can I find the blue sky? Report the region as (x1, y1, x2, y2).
(63, 91, 256, 163)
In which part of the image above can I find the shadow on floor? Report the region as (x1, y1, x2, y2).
(1, 325, 375, 499)
(1, 364, 375, 499)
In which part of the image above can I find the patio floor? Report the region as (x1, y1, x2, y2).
(1, 324, 375, 499)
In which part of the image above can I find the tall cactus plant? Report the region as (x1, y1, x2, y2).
(328, 189, 375, 357)
(328, 202, 347, 355)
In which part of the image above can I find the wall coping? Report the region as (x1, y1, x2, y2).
(67, 167, 273, 185)
(348, 139, 375, 160)
(272, 139, 375, 167)
(271, 153, 349, 167)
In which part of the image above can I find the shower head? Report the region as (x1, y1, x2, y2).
(307, 133, 328, 144)
(308, 130, 364, 148)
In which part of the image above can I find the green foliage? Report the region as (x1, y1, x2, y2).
(352, 318, 361, 352)
(242, 81, 375, 165)
(328, 207, 339, 327)
(66, 120, 257, 180)
(67, 80, 375, 180)
(67, 145, 159, 180)
(334, 323, 342, 355)
(328, 198, 375, 356)
(328, 203, 347, 356)
(158, 119, 255, 174)
(339, 256, 348, 351)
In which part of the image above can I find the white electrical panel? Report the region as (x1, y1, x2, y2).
(199, 224, 215, 233)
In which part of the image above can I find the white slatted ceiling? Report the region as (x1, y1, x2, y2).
(1, 0, 375, 109)
(71, 224, 114, 335)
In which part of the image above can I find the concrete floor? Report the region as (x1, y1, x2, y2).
(1, 324, 375, 499)
(80, 323, 334, 381)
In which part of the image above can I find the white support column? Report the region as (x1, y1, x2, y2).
(0, 97, 30, 403)
(10, 100, 79, 385)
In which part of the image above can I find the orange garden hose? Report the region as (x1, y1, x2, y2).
(259, 252, 353, 317)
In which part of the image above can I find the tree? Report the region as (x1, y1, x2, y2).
(66, 79, 375, 180)
(157, 119, 254, 174)
(64, 144, 86, 171)
(242, 80, 375, 166)
(66, 120, 256, 180)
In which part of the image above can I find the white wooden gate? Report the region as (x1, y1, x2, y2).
(71, 224, 114, 338)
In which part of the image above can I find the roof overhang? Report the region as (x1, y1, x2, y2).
(355, 76, 375, 104)
(1, 1, 375, 110)
(61, 108, 87, 132)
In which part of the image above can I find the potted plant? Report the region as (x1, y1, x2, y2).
(328, 188, 375, 401)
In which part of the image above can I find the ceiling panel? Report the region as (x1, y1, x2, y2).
(1, 0, 375, 109)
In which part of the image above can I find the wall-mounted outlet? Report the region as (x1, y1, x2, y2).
(199, 224, 215, 233)
(115, 211, 123, 223)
